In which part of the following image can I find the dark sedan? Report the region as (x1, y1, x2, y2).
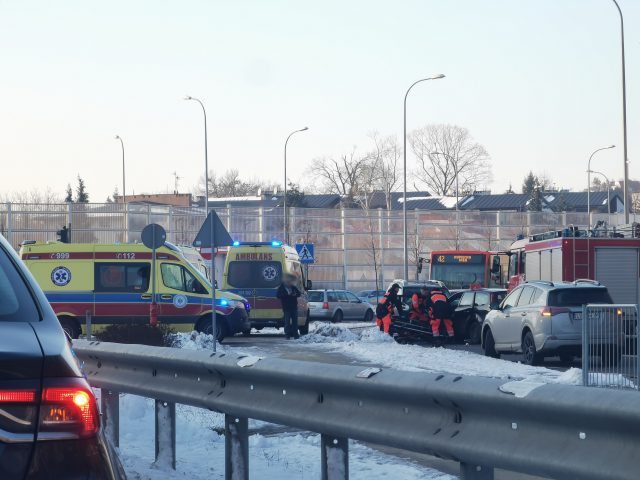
(0, 234, 125, 479)
(452, 289, 507, 344)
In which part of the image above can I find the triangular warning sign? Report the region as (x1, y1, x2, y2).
(298, 245, 313, 261)
(192, 211, 233, 248)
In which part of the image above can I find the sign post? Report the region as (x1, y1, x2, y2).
(193, 211, 233, 352)
(141, 224, 167, 328)
(295, 243, 315, 289)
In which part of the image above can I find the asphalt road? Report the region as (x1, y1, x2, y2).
(223, 327, 580, 372)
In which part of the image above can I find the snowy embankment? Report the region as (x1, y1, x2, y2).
(117, 394, 454, 480)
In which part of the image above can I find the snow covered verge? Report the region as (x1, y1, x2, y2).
(117, 394, 455, 480)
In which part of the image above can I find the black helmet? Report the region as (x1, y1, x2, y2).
(390, 283, 400, 291)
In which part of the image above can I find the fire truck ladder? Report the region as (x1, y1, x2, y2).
(572, 235, 590, 280)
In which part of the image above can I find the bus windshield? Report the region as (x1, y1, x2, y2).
(430, 253, 486, 290)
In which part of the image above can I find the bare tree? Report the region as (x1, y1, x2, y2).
(409, 124, 491, 195)
(0, 187, 62, 203)
(310, 149, 371, 203)
(195, 169, 278, 198)
(367, 132, 402, 210)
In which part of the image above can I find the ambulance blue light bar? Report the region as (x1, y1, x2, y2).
(230, 241, 284, 247)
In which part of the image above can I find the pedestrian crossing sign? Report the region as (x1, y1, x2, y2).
(295, 243, 315, 264)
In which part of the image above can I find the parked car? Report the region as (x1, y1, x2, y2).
(356, 289, 387, 305)
(452, 289, 507, 343)
(308, 290, 374, 322)
(482, 280, 614, 365)
(0, 234, 125, 479)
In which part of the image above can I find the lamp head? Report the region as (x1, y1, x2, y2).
(432, 74, 446, 79)
(301, 127, 309, 131)
(184, 95, 192, 101)
(114, 135, 120, 140)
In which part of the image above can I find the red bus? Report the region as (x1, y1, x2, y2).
(429, 250, 509, 290)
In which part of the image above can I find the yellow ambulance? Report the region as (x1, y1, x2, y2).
(19, 240, 250, 340)
(222, 241, 311, 334)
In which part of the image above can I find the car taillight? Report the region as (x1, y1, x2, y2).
(0, 390, 36, 403)
(540, 307, 570, 317)
(39, 385, 99, 438)
(322, 302, 329, 310)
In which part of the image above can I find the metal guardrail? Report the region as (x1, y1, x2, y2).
(582, 304, 639, 390)
(74, 340, 640, 480)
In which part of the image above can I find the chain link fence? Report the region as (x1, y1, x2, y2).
(0, 202, 626, 290)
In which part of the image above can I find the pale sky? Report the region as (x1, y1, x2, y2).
(1, 0, 638, 201)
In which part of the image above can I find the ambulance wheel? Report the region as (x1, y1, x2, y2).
(364, 310, 374, 322)
(58, 316, 80, 339)
(242, 328, 252, 337)
(299, 312, 310, 336)
(197, 316, 227, 342)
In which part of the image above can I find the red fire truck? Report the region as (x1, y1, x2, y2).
(507, 225, 640, 304)
(429, 250, 509, 290)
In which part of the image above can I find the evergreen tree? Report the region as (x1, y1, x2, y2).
(75, 176, 89, 203)
(528, 187, 543, 211)
(522, 171, 537, 195)
(64, 184, 74, 203)
(285, 182, 306, 207)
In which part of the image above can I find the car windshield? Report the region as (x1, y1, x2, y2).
(308, 291, 324, 302)
(548, 288, 613, 307)
(431, 254, 486, 290)
(0, 246, 40, 322)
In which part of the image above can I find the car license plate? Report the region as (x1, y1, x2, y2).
(572, 312, 599, 321)
(572, 312, 582, 321)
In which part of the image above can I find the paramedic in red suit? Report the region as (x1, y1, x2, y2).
(376, 283, 402, 334)
(428, 288, 455, 342)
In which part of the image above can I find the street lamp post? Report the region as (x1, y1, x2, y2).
(283, 127, 308, 244)
(403, 74, 445, 279)
(185, 95, 216, 351)
(590, 170, 613, 226)
(610, 0, 630, 222)
(114, 135, 125, 203)
(587, 145, 615, 219)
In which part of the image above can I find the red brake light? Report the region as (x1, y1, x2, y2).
(41, 387, 99, 437)
(322, 302, 329, 310)
(0, 390, 36, 403)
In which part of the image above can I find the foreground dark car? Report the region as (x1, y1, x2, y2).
(0, 234, 125, 479)
(452, 289, 507, 343)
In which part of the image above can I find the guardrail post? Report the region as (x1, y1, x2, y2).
(100, 389, 119, 448)
(460, 463, 494, 480)
(321, 434, 348, 480)
(582, 304, 589, 387)
(225, 414, 248, 480)
(154, 400, 176, 470)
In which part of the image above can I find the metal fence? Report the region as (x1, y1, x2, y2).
(74, 339, 640, 480)
(0, 202, 627, 290)
(582, 304, 639, 390)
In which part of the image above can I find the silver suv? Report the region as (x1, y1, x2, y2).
(308, 290, 374, 322)
(482, 280, 614, 365)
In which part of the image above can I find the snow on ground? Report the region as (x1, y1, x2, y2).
(294, 325, 566, 382)
(117, 394, 455, 480)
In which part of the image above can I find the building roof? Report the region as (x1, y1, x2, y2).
(457, 193, 532, 211)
